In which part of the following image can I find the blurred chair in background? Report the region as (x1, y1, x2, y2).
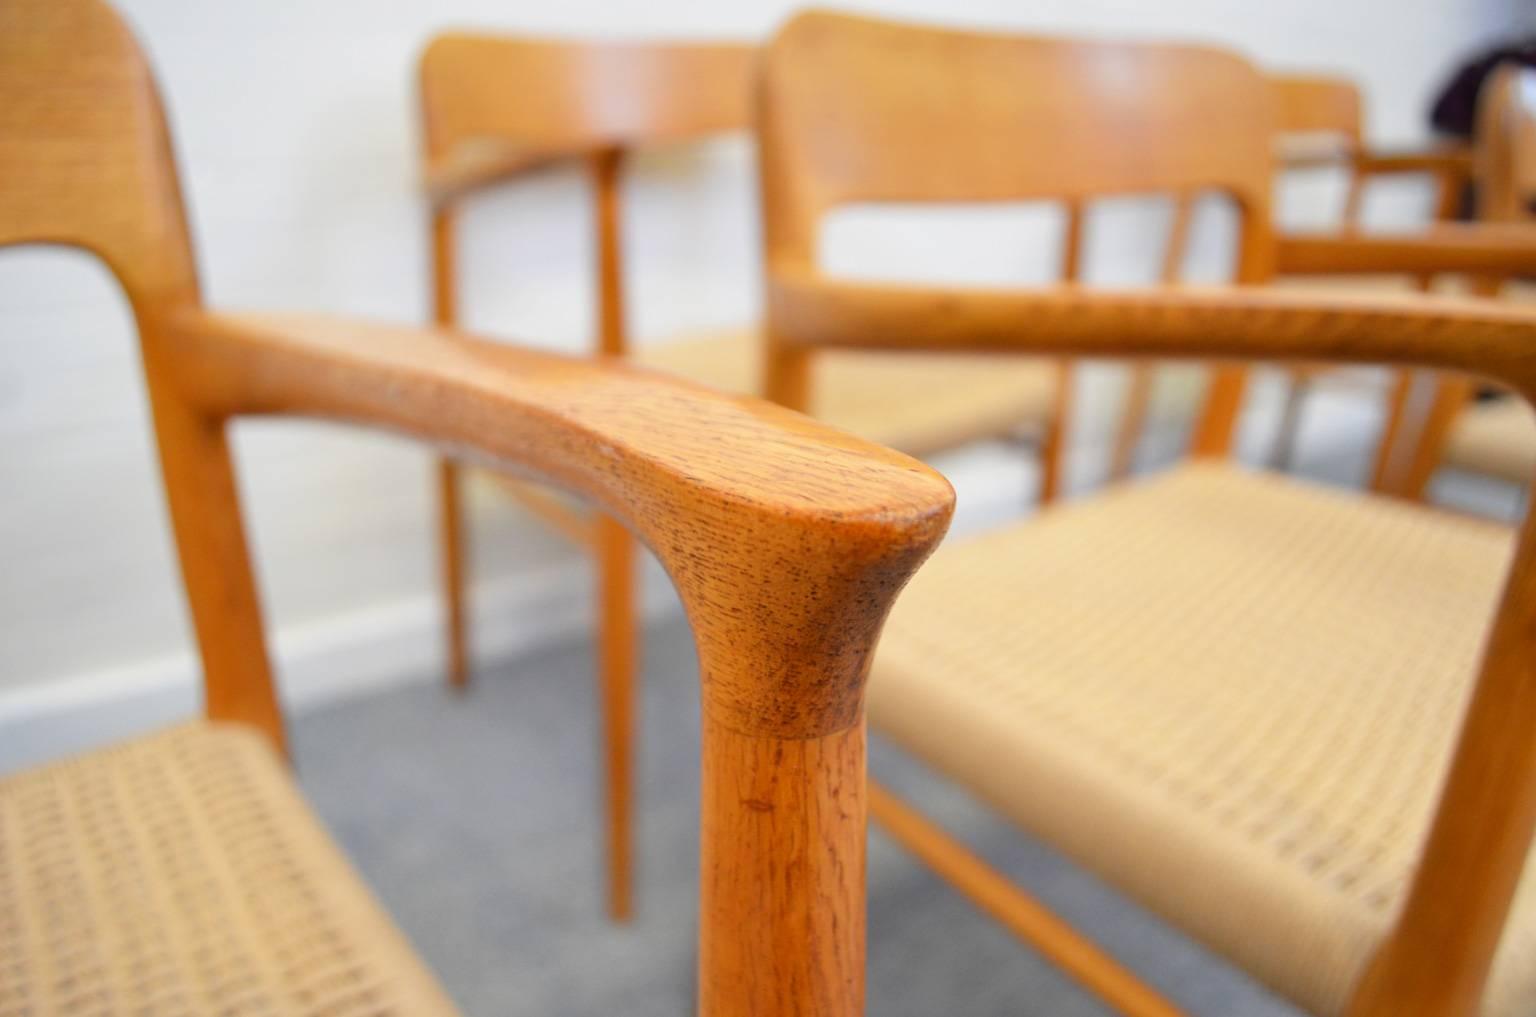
(1262, 73, 1471, 478)
(1395, 63, 1536, 502)
(0, 2, 954, 1014)
(418, 31, 1063, 919)
(760, 11, 1536, 1016)
(1111, 71, 1489, 483)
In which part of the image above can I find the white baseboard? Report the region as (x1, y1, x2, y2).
(0, 558, 683, 774)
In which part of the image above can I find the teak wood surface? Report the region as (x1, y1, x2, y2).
(418, 35, 757, 921)
(418, 27, 1064, 923)
(1391, 64, 1536, 500)
(758, 11, 1536, 1017)
(0, 3, 957, 1014)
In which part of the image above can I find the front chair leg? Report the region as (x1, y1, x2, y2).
(597, 514, 638, 922)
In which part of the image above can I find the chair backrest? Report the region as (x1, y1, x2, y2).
(419, 33, 754, 172)
(0, 0, 281, 747)
(0, 0, 200, 315)
(418, 33, 755, 357)
(759, 9, 1277, 454)
(1272, 74, 1363, 150)
(1476, 63, 1536, 224)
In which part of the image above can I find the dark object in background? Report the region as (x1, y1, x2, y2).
(1431, 38, 1536, 139)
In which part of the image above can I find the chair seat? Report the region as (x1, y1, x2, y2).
(0, 723, 459, 1016)
(1442, 396, 1536, 486)
(869, 463, 1535, 1017)
(638, 327, 1057, 456)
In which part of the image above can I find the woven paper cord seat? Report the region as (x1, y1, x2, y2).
(0, 723, 459, 1017)
(1441, 396, 1536, 486)
(869, 463, 1536, 1017)
(639, 328, 1056, 456)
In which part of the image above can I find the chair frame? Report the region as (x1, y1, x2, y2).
(1110, 73, 1476, 483)
(416, 31, 1075, 921)
(1, 3, 956, 1014)
(1268, 74, 1472, 481)
(758, 12, 1536, 1017)
(1387, 63, 1536, 501)
(418, 34, 756, 921)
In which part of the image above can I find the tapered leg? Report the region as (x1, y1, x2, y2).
(437, 457, 470, 690)
(1037, 360, 1073, 504)
(596, 513, 637, 922)
(1269, 371, 1310, 471)
(1110, 364, 1156, 482)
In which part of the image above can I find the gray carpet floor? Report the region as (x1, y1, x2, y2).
(293, 617, 1302, 1017)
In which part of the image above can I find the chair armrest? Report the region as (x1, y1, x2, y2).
(167, 308, 954, 735)
(767, 268, 1536, 393)
(424, 139, 591, 208)
(1275, 222, 1536, 277)
(1352, 145, 1473, 178)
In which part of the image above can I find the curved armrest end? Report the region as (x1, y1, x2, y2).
(169, 309, 955, 736)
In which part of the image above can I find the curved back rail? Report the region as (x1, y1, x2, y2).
(761, 12, 1536, 1017)
(758, 10, 1277, 459)
(2, 4, 958, 1014)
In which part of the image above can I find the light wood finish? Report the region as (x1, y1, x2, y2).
(419, 30, 1060, 924)
(1267, 74, 1476, 481)
(639, 326, 1056, 457)
(1392, 68, 1536, 498)
(1110, 195, 1193, 479)
(419, 36, 757, 922)
(759, 12, 1536, 1017)
(1, 5, 956, 1016)
(869, 782, 1186, 1017)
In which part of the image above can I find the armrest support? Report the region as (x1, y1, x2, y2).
(168, 308, 954, 736)
(424, 139, 591, 208)
(163, 309, 953, 1017)
(767, 269, 1536, 394)
(1276, 223, 1536, 278)
(1352, 146, 1473, 178)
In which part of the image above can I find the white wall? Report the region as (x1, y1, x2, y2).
(1, 0, 1530, 715)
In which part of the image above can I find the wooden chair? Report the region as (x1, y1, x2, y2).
(1395, 64, 1536, 500)
(1265, 74, 1473, 477)
(419, 31, 1061, 920)
(760, 12, 1536, 1016)
(1112, 72, 1477, 482)
(0, 3, 953, 1014)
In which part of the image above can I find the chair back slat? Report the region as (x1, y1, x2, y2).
(0, 0, 198, 311)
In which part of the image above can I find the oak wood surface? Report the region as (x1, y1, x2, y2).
(759, 12, 1536, 1017)
(3, 5, 957, 1015)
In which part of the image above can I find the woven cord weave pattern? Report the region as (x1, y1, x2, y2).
(871, 464, 1536, 1017)
(0, 723, 458, 1016)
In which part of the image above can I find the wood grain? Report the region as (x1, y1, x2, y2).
(4, 7, 957, 1014)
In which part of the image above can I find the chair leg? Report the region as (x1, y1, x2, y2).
(1269, 373, 1310, 471)
(1368, 370, 1417, 495)
(1110, 363, 1156, 482)
(597, 513, 637, 922)
(437, 458, 469, 691)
